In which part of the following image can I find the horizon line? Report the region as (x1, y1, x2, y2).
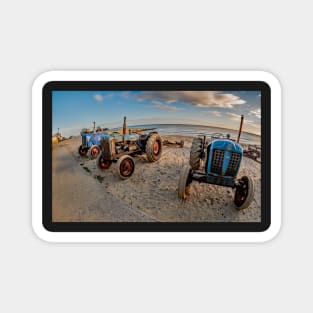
(54, 122, 260, 137)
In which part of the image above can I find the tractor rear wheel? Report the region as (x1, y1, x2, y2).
(78, 145, 88, 156)
(89, 145, 100, 159)
(234, 176, 255, 210)
(190, 137, 203, 170)
(116, 155, 135, 179)
(146, 133, 162, 162)
(178, 165, 192, 200)
(97, 154, 112, 170)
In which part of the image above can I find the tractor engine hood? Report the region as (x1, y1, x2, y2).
(210, 139, 243, 154)
(100, 132, 140, 143)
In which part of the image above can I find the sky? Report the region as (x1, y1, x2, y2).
(52, 90, 261, 137)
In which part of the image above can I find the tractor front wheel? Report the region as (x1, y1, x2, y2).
(178, 165, 192, 200)
(116, 155, 135, 179)
(89, 145, 101, 159)
(146, 133, 163, 162)
(234, 176, 255, 210)
(78, 145, 88, 156)
(97, 154, 112, 170)
(190, 137, 203, 170)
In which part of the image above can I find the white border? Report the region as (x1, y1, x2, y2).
(32, 71, 281, 243)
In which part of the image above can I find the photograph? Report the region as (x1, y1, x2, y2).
(52, 90, 262, 223)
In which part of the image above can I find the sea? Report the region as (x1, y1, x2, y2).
(130, 124, 261, 145)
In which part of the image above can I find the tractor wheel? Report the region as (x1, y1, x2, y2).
(234, 176, 255, 210)
(78, 145, 88, 156)
(146, 133, 162, 162)
(97, 153, 112, 170)
(178, 165, 192, 200)
(190, 137, 203, 170)
(116, 155, 135, 179)
(89, 145, 101, 159)
(179, 140, 184, 148)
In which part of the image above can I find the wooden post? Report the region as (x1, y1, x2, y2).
(237, 115, 244, 143)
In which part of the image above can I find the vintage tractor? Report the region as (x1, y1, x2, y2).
(178, 115, 255, 210)
(96, 117, 163, 179)
(78, 124, 108, 159)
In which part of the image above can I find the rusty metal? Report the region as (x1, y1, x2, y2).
(123, 116, 127, 143)
(120, 158, 134, 176)
(97, 117, 163, 178)
(114, 126, 156, 134)
(237, 115, 244, 143)
(162, 139, 185, 148)
(98, 155, 112, 169)
(115, 149, 141, 158)
(90, 145, 100, 158)
(153, 141, 160, 154)
(243, 144, 261, 163)
(52, 136, 58, 145)
(234, 180, 248, 206)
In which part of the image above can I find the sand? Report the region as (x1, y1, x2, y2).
(53, 135, 261, 222)
(52, 144, 157, 222)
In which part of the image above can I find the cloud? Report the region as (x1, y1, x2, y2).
(152, 101, 181, 111)
(94, 94, 104, 102)
(93, 93, 114, 102)
(201, 110, 222, 117)
(227, 112, 243, 120)
(137, 91, 246, 108)
(121, 91, 131, 99)
(249, 108, 261, 118)
(210, 110, 222, 117)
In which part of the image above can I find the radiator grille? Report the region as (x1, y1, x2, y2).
(211, 149, 224, 174)
(211, 149, 241, 176)
(225, 152, 241, 176)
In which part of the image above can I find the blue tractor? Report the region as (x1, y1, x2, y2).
(78, 126, 108, 159)
(97, 117, 163, 179)
(178, 116, 254, 210)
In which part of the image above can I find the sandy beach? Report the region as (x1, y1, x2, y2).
(53, 135, 261, 222)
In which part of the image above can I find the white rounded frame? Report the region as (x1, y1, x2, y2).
(32, 71, 281, 243)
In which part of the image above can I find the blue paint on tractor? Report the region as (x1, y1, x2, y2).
(206, 139, 243, 178)
(100, 132, 140, 143)
(81, 131, 109, 148)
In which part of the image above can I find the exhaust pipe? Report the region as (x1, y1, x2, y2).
(237, 115, 244, 143)
(123, 116, 127, 143)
